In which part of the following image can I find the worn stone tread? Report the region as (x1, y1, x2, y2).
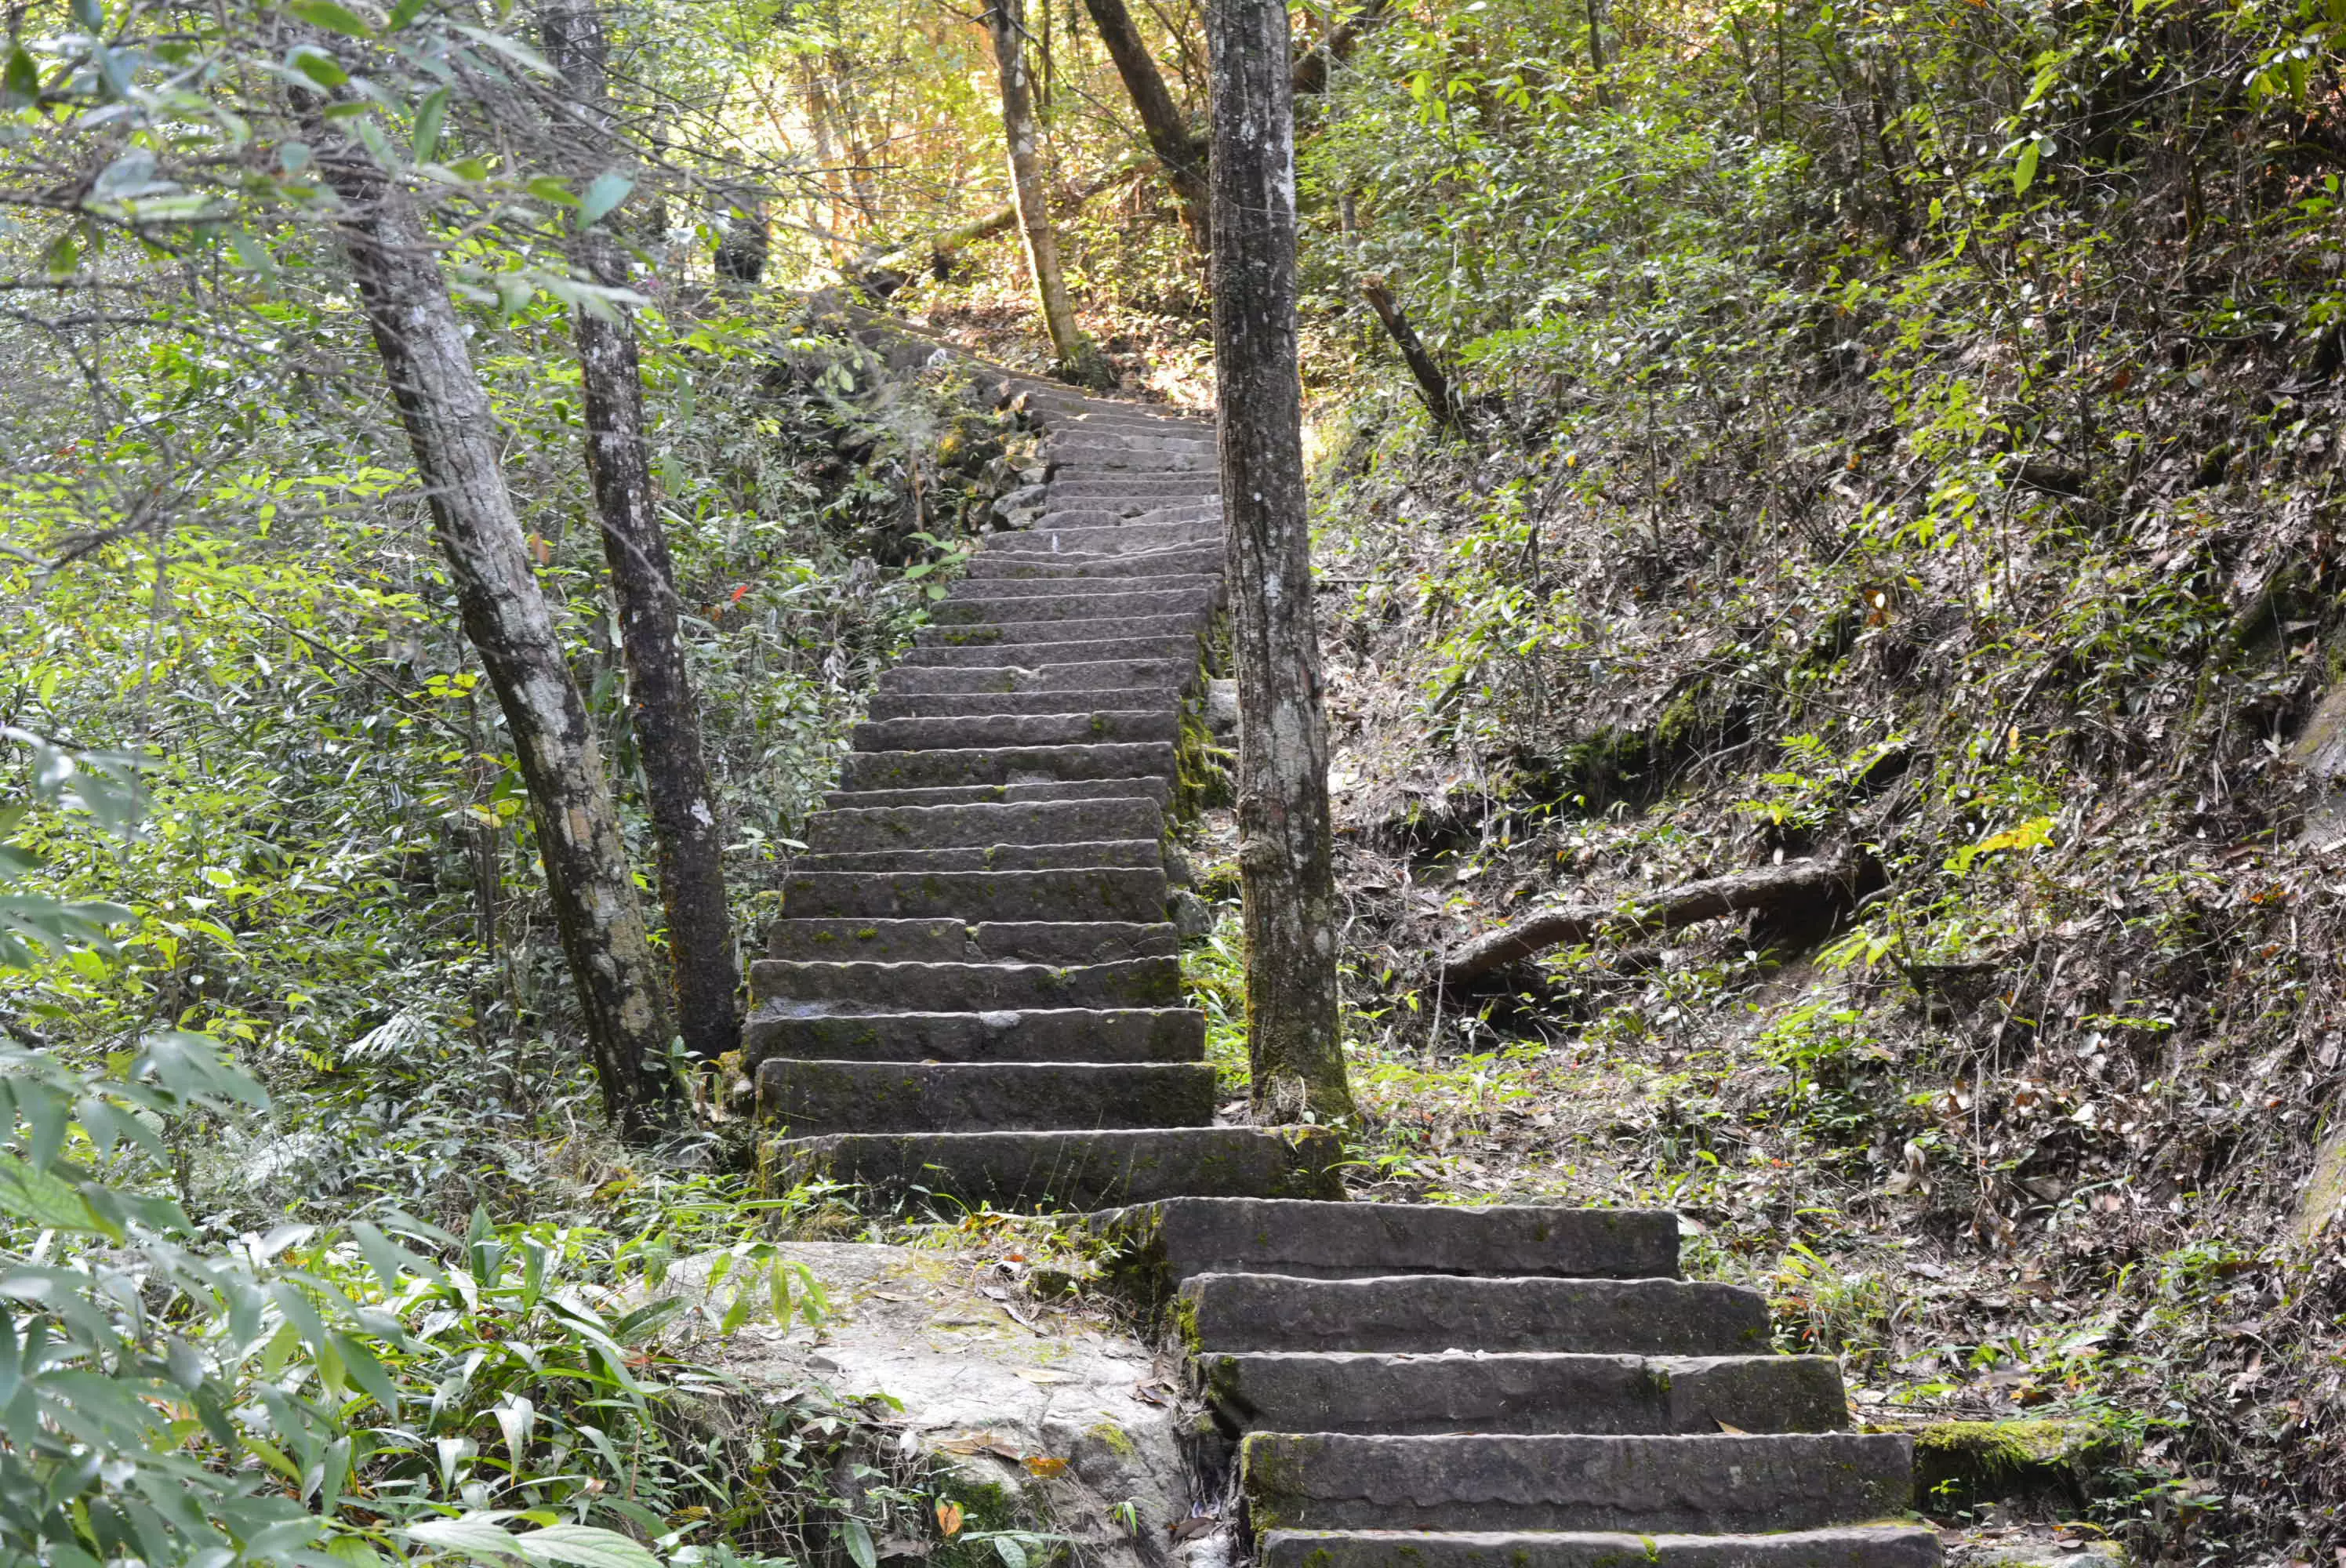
(823, 776, 1171, 811)
(743, 1005, 1204, 1065)
(1089, 1199, 1680, 1287)
(899, 634, 1203, 669)
(1255, 1527, 1942, 1568)
(850, 712, 1178, 752)
(913, 614, 1208, 648)
(750, 955, 1181, 1011)
(933, 587, 1218, 624)
(764, 918, 1178, 964)
(866, 688, 1189, 720)
(764, 1126, 1348, 1210)
(1198, 1352, 1849, 1436)
(1178, 1273, 1773, 1356)
(758, 1059, 1217, 1134)
(808, 798, 1164, 851)
(1239, 1432, 1916, 1534)
(837, 742, 1179, 792)
(781, 866, 1168, 921)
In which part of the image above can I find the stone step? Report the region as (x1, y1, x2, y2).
(899, 634, 1200, 669)
(983, 521, 1221, 556)
(794, 839, 1164, 874)
(962, 546, 1224, 581)
(866, 687, 1186, 720)
(750, 955, 1182, 1011)
(1197, 1352, 1848, 1436)
(1035, 504, 1221, 532)
(879, 661, 1193, 695)
(1239, 1432, 1916, 1536)
(956, 573, 1222, 601)
(764, 1125, 1346, 1210)
(1255, 1528, 1943, 1568)
(781, 866, 1168, 921)
(932, 587, 1217, 625)
(744, 1004, 1204, 1065)
(757, 1060, 1218, 1134)
(1178, 1274, 1772, 1356)
(838, 742, 1178, 793)
(1044, 477, 1222, 503)
(808, 798, 1164, 852)
(914, 614, 1207, 648)
(849, 712, 1178, 753)
(824, 776, 1170, 811)
(764, 918, 1178, 965)
(1088, 1199, 1680, 1288)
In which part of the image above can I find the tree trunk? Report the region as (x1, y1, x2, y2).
(1290, 0, 1389, 96)
(1358, 274, 1464, 429)
(544, 0, 744, 1064)
(1437, 854, 1864, 988)
(1207, 0, 1353, 1121)
(984, 0, 1110, 387)
(1080, 0, 1211, 249)
(851, 152, 1151, 291)
(321, 152, 681, 1138)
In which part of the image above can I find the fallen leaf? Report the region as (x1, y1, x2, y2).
(1022, 1456, 1070, 1479)
(935, 1501, 964, 1537)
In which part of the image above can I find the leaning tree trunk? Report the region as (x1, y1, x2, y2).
(1207, 0, 1354, 1120)
(984, 0, 1109, 387)
(322, 151, 681, 1137)
(1080, 0, 1211, 249)
(543, 0, 744, 1063)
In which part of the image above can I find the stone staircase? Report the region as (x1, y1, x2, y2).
(746, 358, 1938, 1566)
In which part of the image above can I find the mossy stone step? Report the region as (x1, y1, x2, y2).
(793, 839, 1162, 875)
(961, 546, 1224, 580)
(756, 1059, 1217, 1134)
(865, 687, 1188, 720)
(749, 954, 1182, 1011)
(1199, 1352, 1849, 1436)
(780, 866, 1168, 922)
(1255, 1527, 1943, 1568)
(763, 917, 1177, 965)
(835, 740, 1178, 792)
(898, 634, 1202, 669)
(849, 712, 1178, 753)
(1087, 1198, 1680, 1287)
(1239, 1432, 1916, 1535)
(806, 797, 1164, 852)
(743, 1004, 1204, 1065)
(1178, 1274, 1773, 1356)
(763, 1125, 1346, 1211)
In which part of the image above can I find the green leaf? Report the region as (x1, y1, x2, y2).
(71, 0, 102, 29)
(2, 45, 40, 107)
(525, 175, 576, 208)
(405, 1516, 532, 1560)
(577, 170, 631, 229)
(841, 1519, 877, 1568)
(411, 87, 448, 162)
(511, 1526, 657, 1568)
(289, 0, 374, 36)
(230, 230, 278, 276)
(385, 0, 430, 27)
(990, 1535, 1026, 1568)
(290, 46, 348, 87)
(42, 234, 78, 279)
(2012, 139, 2042, 196)
(0, 1149, 104, 1233)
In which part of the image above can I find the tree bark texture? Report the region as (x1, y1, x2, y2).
(544, 0, 744, 1063)
(1290, 0, 1389, 96)
(323, 154, 681, 1136)
(1438, 854, 1863, 988)
(1207, 0, 1354, 1120)
(985, 0, 1109, 387)
(1080, 0, 1211, 249)
(1358, 274, 1463, 429)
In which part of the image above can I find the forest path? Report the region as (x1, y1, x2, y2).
(746, 352, 1940, 1565)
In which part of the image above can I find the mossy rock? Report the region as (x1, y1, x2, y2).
(1909, 1417, 2118, 1518)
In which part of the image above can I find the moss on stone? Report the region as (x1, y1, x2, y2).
(1911, 1417, 2114, 1517)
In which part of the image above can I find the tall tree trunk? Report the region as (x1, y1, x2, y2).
(544, 0, 744, 1064)
(1206, 0, 1353, 1121)
(1080, 0, 1211, 249)
(1290, 0, 1389, 96)
(321, 152, 680, 1136)
(984, 0, 1110, 387)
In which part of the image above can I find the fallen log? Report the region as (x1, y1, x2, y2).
(1437, 852, 1862, 988)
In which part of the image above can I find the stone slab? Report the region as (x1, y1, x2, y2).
(750, 955, 1182, 1011)
(757, 1059, 1217, 1134)
(1255, 1527, 1942, 1568)
(764, 1126, 1349, 1211)
(743, 1004, 1204, 1066)
(1178, 1274, 1772, 1356)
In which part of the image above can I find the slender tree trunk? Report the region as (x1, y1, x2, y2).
(1358, 274, 1464, 429)
(321, 153, 680, 1136)
(1207, 0, 1353, 1121)
(1290, 0, 1389, 96)
(544, 0, 744, 1064)
(1080, 0, 1211, 249)
(985, 0, 1110, 387)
